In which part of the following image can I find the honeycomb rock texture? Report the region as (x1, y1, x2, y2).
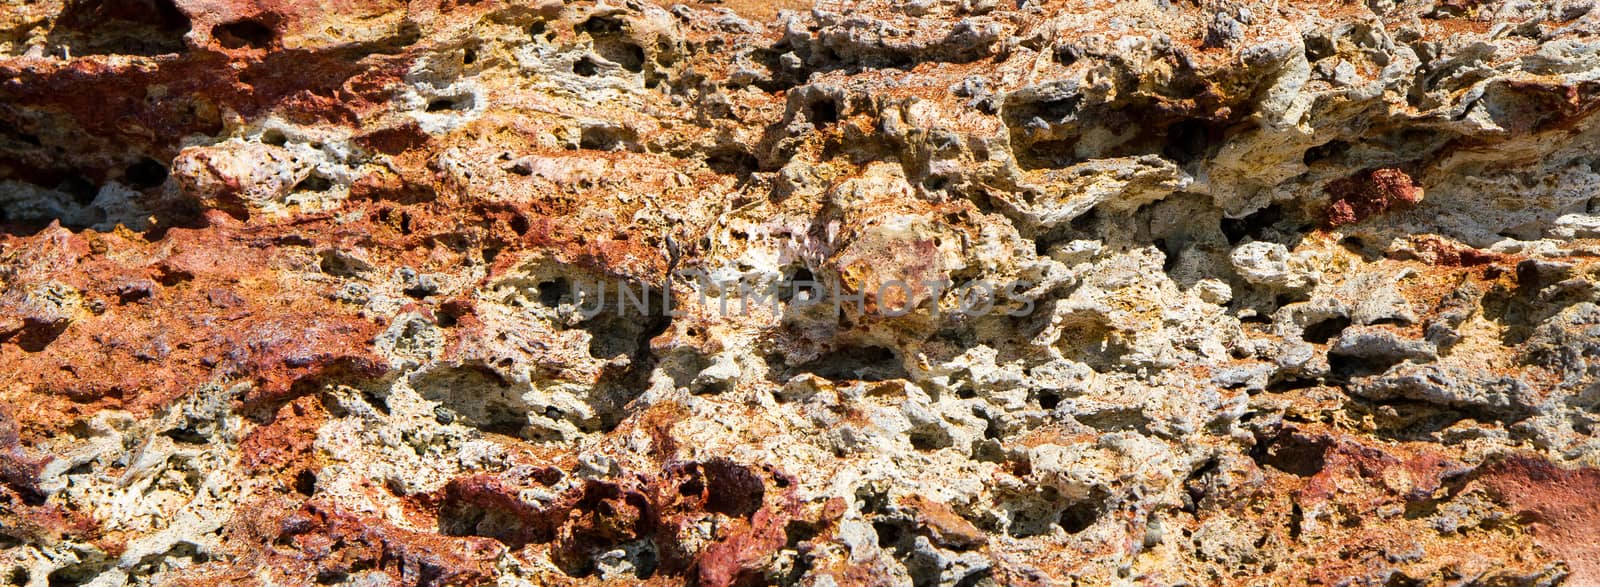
(5, 0, 1600, 585)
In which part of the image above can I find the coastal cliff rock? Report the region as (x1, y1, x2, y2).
(3, 0, 1600, 584)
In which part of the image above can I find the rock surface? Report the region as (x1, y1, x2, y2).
(2, 0, 1600, 585)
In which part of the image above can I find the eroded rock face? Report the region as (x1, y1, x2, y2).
(3, 0, 1600, 585)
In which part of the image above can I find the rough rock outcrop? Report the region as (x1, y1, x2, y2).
(3, 0, 1600, 585)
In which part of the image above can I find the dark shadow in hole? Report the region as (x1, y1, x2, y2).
(579, 16, 645, 73)
(1301, 316, 1351, 344)
(1221, 203, 1283, 245)
(1303, 139, 1350, 167)
(792, 345, 906, 382)
(1249, 430, 1329, 477)
(124, 158, 169, 190)
(1162, 119, 1215, 165)
(573, 57, 599, 76)
(579, 125, 637, 152)
(293, 174, 332, 192)
(425, 95, 473, 112)
(214, 18, 277, 50)
(49, 0, 191, 56)
(537, 278, 569, 308)
(706, 147, 759, 179)
(808, 99, 839, 126)
(293, 469, 317, 496)
(1058, 490, 1106, 534)
(56, 174, 99, 205)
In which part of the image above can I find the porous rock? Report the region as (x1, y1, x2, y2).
(3, 0, 1600, 585)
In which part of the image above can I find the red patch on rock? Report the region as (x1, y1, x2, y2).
(434, 458, 815, 583)
(1324, 168, 1423, 228)
(1477, 456, 1600, 583)
(223, 497, 506, 585)
(1399, 234, 1502, 267)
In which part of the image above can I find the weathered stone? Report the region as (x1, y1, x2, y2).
(3, 0, 1600, 584)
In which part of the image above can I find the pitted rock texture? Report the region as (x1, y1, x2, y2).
(3, 0, 1600, 585)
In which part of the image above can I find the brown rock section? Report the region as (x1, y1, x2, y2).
(1324, 168, 1423, 228)
(1478, 457, 1600, 584)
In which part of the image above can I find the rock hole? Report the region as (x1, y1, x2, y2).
(678, 475, 703, 497)
(1037, 389, 1061, 410)
(872, 519, 906, 548)
(1162, 119, 1214, 165)
(51, 0, 191, 56)
(606, 44, 645, 73)
(56, 174, 99, 205)
(462, 47, 477, 65)
(1301, 316, 1351, 344)
(124, 157, 169, 190)
(778, 267, 816, 303)
(1221, 203, 1283, 245)
(1002, 491, 1063, 538)
(579, 125, 635, 151)
(1058, 493, 1103, 534)
(0, 119, 41, 147)
(706, 147, 759, 178)
(1274, 292, 1309, 310)
(426, 95, 473, 112)
(794, 345, 906, 382)
(702, 459, 764, 517)
(953, 569, 994, 587)
(1303, 139, 1351, 167)
(1154, 238, 1181, 273)
(573, 57, 599, 76)
(578, 15, 624, 35)
(47, 560, 112, 587)
(1289, 501, 1304, 541)
(538, 278, 570, 307)
(1069, 208, 1099, 233)
(413, 366, 527, 436)
(578, 16, 644, 73)
(359, 387, 391, 416)
(261, 129, 289, 146)
(293, 174, 332, 193)
(294, 469, 317, 495)
(1076, 407, 1151, 433)
(155, 266, 193, 286)
(318, 251, 367, 277)
(161, 425, 209, 445)
(1328, 351, 1405, 380)
(1266, 376, 1321, 393)
(1250, 431, 1328, 477)
(784, 519, 820, 547)
(1303, 35, 1336, 62)
(1053, 46, 1078, 66)
(214, 19, 277, 50)
(908, 427, 952, 451)
(1182, 457, 1219, 513)
(808, 98, 839, 126)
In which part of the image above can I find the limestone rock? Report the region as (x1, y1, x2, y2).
(3, 0, 1600, 585)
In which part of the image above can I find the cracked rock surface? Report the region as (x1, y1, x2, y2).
(3, 0, 1600, 585)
